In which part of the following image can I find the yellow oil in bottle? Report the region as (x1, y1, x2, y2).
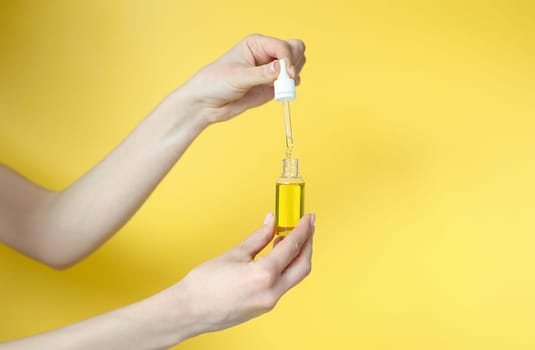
(275, 158, 304, 236)
(275, 181, 304, 236)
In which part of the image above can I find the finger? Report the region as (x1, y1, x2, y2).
(242, 34, 295, 67)
(293, 55, 306, 86)
(260, 214, 314, 274)
(231, 213, 275, 261)
(273, 236, 284, 247)
(231, 36, 305, 90)
(287, 39, 306, 78)
(288, 38, 306, 58)
(235, 52, 304, 91)
(223, 84, 274, 117)
(232, 60, 279, 90)
(275, 233, 313, 295)
(295, 55, 306, 75)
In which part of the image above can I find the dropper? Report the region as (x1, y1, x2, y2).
(274, 59, 296, 158)
(282, 101, 294, 158)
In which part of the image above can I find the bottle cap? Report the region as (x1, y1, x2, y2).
(274, 59, 296, 102)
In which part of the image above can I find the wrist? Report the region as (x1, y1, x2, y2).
(142, 284, 206, 347)
(123, 289, 197, 348)
(152, 85, 211, 131)
(177, 77, 228, 126)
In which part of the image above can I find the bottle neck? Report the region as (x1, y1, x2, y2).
(281, 158, 300, 178)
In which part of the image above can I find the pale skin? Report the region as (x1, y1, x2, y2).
(0, 34, 313, 349)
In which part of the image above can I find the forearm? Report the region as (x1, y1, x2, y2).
(0, 292, 192, 350)
(39, 87, 209, 268)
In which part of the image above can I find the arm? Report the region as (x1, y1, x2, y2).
(0, 92, 206, 269)
(0, 34, 306, 269)
(0, 213, 315, 349)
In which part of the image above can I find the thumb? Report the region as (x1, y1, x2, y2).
(234, 60, 280, 90)
(232, 213, 275, 261)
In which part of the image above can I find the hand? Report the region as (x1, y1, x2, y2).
(159, 213, 315, 340)
(181, 33, 306, 124)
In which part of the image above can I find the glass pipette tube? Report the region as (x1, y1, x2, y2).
(283, 101, 294, 158)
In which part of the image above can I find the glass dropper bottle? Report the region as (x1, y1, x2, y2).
(274, 59, 304, 236)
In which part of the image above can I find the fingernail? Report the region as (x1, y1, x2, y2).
(269, 60, 278, 75)
(310, 213, 316, 226)
(289, 65, 296, 78)
(264, 212, 274, 225)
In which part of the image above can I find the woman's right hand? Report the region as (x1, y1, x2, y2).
(175, 34, 306, 125)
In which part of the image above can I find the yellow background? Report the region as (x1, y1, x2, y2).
(1, 0, 535, 348)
